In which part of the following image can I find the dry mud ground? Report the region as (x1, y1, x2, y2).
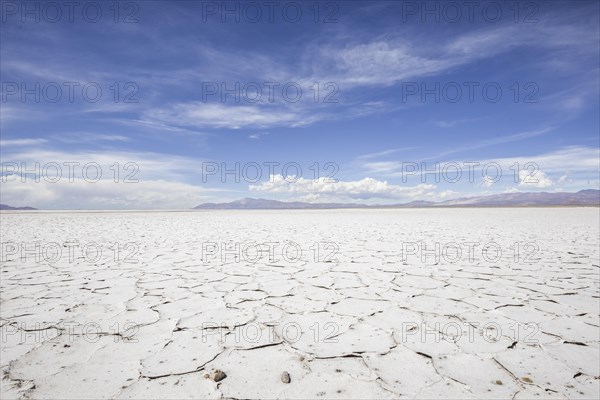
(1, 208, 599, 399)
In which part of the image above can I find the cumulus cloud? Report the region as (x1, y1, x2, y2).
(518, 170, 553, 188)
(557, 174, 572, 185)
(249, 174, 436, 201)
(482, 176, 496, 188)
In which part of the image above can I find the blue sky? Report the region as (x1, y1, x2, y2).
(1, 0, 599, 209)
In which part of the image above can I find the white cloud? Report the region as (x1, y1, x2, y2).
(249, 174, 436, 201)
(0, 149, 215, 209)
(51, 133, 131, 143)
(359, 128, 555, 176)
(0, 138, 48, 147)
(557, 174, 573, 185)
(431, 118, 480, 128)
(139, 22, 599, 131)
(311, 22, 592, 90)
(320, 40, 453, 87)
(0, 174, 207, 209)
(95, 14, 598, 131)
(362, 161, 403, 174)
(433, 120, 460, 129)
(518, 170, 553, 188)
(359, 145, 600, 184)
(144, 103, 324, 130)
(248, 132, 270, 140)
(482, 176, 496, 188)
(438, 190, 460, 200)
(1, 60, 82, 82)
(2, 149, 204, 181)
(489, 146, 600, 174)
(426, 128, 554, 161)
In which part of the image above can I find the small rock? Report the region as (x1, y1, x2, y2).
(207, 369, 227, 382)
(522, 376, 533, 383)
(494, 380, 503, 385)
(281, 371, 291, 384)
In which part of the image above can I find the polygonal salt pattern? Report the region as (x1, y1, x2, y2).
(1, 209, 598, 399)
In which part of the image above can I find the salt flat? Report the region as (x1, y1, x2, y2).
(1, 209, 599, 399)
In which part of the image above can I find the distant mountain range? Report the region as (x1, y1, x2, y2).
(0, 204, 37, 210)
(2, 190, 598, 211)
(194, 190, 600, 209)
(195, 198, 369, 209)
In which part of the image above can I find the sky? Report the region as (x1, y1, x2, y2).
(1, 0, 599, 209)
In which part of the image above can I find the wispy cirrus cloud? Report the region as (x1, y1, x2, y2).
(0, 174, 211, 210)
(139, 17, 598, 131)
(0, 148, 219, 209)
(53, 133, 131, 144)
(0, 138, 48, 147)
(359, 127, 555, 174)
(143, 103, 321, 130)
(1, 149, 205, 182)
(357, 145, 600, 192)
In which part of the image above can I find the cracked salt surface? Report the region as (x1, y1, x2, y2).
(1, 208, 599, 399)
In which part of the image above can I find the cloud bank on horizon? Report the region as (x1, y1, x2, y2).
(0, 0, 599, 209)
